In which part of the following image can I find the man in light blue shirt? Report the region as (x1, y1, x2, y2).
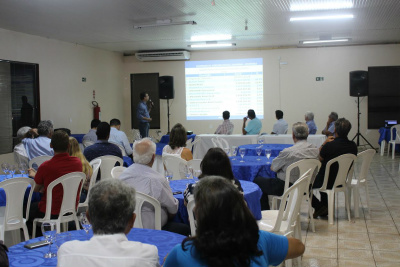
(22, 120, 54, 160)
(322, 112, 338, 136)
(305, 111, 317, 134)
(271, 110, 288, 134)
(242, 109, 262, 135)
(108, 118, 133, 156)
(82, 119, 101, 147)
(136, 92, 152, 138)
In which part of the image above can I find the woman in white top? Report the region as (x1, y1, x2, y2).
(162, 123, 193, 161)
(14, 126, 31, 165)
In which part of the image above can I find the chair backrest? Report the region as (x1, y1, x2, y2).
(162, 155, 188, 180)
(28, 155, 52, 169)
(269, 170, 311, 234)
(390, 125, 400, 142)
(78, 159, 101, 209)
(187, 199, 197, 236)
(110, 142, 127, 156)
(111, 166, 126, 179)
(283, 159, 322, 192)
(43, 172, 86, 220)
(0, 178, 35, 236)
(218, 137, 230, 150)
(320, 154, 357, 191)
(134, 192, 162, 230)
(14, 152, 28, 166)
(211, 137, 219, 148)
(96, 155, 123, 181)
(188, 159, 202, 172)
(82, 140, 95, 148)
(356, 149, 376, 181)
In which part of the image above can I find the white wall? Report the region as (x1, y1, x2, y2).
(124, 44, 400, 147)
(0, 28, 124, 134)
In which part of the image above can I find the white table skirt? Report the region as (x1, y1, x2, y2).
(193, 134, 326, 159)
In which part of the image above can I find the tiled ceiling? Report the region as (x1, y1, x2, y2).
(0, 0, 399, 54)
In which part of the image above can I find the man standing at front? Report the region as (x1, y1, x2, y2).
(137, 92, 152, 138)
(242, 109, 262, 135)
(119, 138, 190, 236)
(253, 122, 319, 210)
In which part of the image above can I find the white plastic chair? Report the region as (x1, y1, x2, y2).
(14, 151, 28, 166)
(211, 137, 219, 148)
(110, 142, 128, 157)
(95, 155, 123, 181)
(0, 177, 35, 244)
(188, 159, 202, 172)
(134, 192, 162, 230)
(32, 172, 86, 237)
(388, 125, 400, 159)
(187, 199, 197, 236)
(82, 140, 95, 148)
(315, 154, 357, 225)
(162, 155, 188, 180)
(348, 149, 375, 218)
(78, 159, 101, 210)
(186, 138, 201, 155)
(111, 166, 126, 179)
(258, 171, 311, 267)
(271, 159, 321, 232)
(28, 155, 52, 169)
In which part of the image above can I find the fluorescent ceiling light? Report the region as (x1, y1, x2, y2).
(290, 14, 354, 21)
(134, 20, 196, 29)
(301, 39, 350, 44)
(189, 43, 235, 48)
(290, 1, 353, 11)
(190, 34, 232, 42)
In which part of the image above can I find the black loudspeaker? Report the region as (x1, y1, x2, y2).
(159, 76, 174, 99)
(350, 71, 368, 96)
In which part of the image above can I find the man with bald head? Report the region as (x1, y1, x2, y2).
(119, 138, 190, 236)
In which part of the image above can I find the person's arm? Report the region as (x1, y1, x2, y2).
(242, 117, 248, 135)
(181, 148, 193, 161)
(318, 136, 334, 161)
(322, 119, 334, 136)
(121, 132, 133, 155)
(270, 151, 288, 172)
(285, 237, 305, 260)
(215, 124, 222, 134)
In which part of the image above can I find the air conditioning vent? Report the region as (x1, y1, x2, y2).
(135, 51, 190, 61)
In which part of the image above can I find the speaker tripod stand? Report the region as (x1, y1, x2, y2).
(351, 95, 375, 149)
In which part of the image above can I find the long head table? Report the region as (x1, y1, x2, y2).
(193, 134, 326, 159)
(8, 228, 185, 266)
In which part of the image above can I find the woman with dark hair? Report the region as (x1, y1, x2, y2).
(162, 123, 193, 161)
(184, 147, 242, 203)
(164, 176, 305, 267)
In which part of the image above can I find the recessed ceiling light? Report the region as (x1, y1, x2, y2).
(188, 43, 235, 48)
(190, 34, 232, 42)
(290, 1, 353, 11)
(290, 14, 354, 22)
(300, 39, 350, 44)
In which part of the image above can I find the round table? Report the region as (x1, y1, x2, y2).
(230, 156, 276, 182)
(170, 179, 262, 222)
(8, 228, 185, 267)
(237, 144, 292, 157)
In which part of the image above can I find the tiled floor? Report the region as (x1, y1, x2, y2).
(299, 152, 400, 267)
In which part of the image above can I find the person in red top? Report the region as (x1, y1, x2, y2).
(27, 130, 82, 235)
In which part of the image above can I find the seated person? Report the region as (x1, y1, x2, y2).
(57, 179, 159, 267)
(305, 111, 317, 135)
(184, 147, 243, 204)
(254, 122, 319, 210)
(14, 126, 32, 165)
(22, 120, 55, 160)
(271, 110, 288, 134)
(164, 176, 305, 267)
(215, 111, 234, 135)
(119, 138, 190, 236)
(162, 123, 193, 161)
(108, 118, 133, 156)
(82, 119, 101, 147)
(322, 111, 338, 136)
(242, 109, 262, 135)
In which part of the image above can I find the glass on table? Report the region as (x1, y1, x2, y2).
(231, 146, 238, 160)
(80, 213, 92, 240)
(179, 163, 191, 179)
(165, 170, 173, 182)
(1, 163, 10, 179)
(239, 148, 246, 162)
(265, 149, 272, 163)
(19, 163, 28, 176)
(256, 146, 262, 160)
(41, 221, 57, 258)
(8, 164, 16, 178)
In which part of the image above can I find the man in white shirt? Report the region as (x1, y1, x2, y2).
(57, 179, 159, 267)
(271, 110, 288, 134)
(119, 138, 190, 236)
(108, 118, 133, 156)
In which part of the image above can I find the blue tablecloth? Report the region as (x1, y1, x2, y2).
(0, 175, 41, 206)
(160, 134, 196, 144)
(156, 143, 167, 156)
(231, 156, 277, 182)
(170, 179, 262, 222)
(123, 156, 133, 167)
(8, 228, 185, 266)
(237, 144, 292, 157)
(70, 134, 85, 143)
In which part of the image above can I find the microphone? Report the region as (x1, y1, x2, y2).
(149, 99, 154, 107)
